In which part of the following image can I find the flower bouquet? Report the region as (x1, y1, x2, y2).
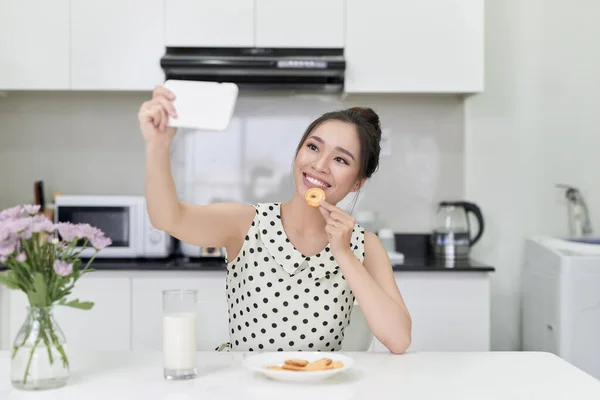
(0, 204, 111, 390)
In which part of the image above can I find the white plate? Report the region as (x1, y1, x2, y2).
(243, 351, 354, 382)
(164, 80, 238, 131)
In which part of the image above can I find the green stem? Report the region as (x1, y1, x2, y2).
(45, 312, 68, 369)
(23, 333, 42, 385)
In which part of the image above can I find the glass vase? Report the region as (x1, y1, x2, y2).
(11, 306, 70, 391)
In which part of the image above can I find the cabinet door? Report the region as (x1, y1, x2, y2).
(8, 274, 131, 351)
(255, 0, 344, 48)
(165, 0, 254, 47)
(345, 0, 484, 93)
(131, 271, 229, 351)
(371, 272, 490, 352)
(70, 0, 164, 90)
(0, 0, 70, 90)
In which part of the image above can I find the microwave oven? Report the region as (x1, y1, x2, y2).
(54, 195, 174, 258)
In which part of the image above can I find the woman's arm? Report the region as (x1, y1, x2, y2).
(139, 86, 255, 253)
(335, 231, 412, 354)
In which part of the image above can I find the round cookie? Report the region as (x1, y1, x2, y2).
(305, 187, 326, 207)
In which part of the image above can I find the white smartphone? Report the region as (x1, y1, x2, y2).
(164, 80, 239, 131)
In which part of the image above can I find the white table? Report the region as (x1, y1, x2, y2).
(1, 351, 599, 399)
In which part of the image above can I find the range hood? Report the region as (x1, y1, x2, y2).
(160, 47, 345, 93)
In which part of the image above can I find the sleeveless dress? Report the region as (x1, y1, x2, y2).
(222, 202, 365, 352)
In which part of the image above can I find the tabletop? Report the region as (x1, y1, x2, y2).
(1, 350, 599, 399)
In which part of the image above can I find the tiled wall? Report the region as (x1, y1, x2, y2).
(0, 91, 465, 232)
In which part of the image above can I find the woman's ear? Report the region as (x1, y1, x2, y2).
(351, 178, 367, 192)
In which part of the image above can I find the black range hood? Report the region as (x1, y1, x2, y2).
(160, 47, 345, 93)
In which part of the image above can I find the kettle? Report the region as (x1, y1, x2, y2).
(431, 201, 485, 261)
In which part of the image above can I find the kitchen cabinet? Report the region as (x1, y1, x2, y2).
(131, 271, 229, 352)
(255, 0, 344, 48)
(0, 0, 70, 90)
(371, 271, 491, 352)
(7, 272, 131, 351)
(70, 0, 164, 90)
(165, 0, 254, 47)
(344, 0, 484, 93)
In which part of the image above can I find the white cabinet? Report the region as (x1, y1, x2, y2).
(255, 0, 344, 48)
(345, 0, 484, 93)
(165, 0, 254, 47)
(8, 273, 131, 351)
(131, 271, 229, 352)
(0, 0, 70, 90)
(70, 0, 164, 90)
(371, 272, 491, 352)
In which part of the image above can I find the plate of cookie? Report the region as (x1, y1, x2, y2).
(243, 351, 354, 382)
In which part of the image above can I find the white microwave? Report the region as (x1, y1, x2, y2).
(54, 195, 173, 258)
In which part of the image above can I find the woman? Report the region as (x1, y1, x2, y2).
(138, 86, 412, 354)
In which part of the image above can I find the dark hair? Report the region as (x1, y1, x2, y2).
(294, 107, 382, 180)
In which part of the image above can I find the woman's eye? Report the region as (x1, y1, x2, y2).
(307, 143, 318, 151)
(335, 157, 348, 165)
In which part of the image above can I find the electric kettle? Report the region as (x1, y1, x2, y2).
(431, 201, 485, 260)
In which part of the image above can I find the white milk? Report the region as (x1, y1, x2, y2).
(163, 312, 197, 370)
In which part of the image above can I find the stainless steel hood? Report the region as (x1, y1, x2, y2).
(160, 47, 345, 93)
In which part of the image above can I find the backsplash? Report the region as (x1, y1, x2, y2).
(0, 91, 465, 232)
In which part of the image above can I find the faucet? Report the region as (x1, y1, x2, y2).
(556, 184, 593, 237)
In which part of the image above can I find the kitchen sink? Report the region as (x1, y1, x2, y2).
(537, 236, 600, 256)
(564, 237, 600, 245)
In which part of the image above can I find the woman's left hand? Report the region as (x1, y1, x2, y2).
(319, 200, 356, 259)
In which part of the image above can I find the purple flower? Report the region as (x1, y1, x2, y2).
(55, 222, 79, 242)
(15, 252, 27, 262)
(90, 235, 112, 250)
(23, 205, 41, 216)
(3, 218, 33, 239)
(53, 260, 73, 276)
(30, 215, 54, 233)
(0, 206, 24, 222)
(0, 238, 17, 257)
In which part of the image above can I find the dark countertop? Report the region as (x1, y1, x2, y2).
(1, 256, 494, 272)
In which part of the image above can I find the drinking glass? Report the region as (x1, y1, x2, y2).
(162, 289, 198, 380)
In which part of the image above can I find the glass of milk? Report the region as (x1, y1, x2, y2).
(162, 289, 198, 380)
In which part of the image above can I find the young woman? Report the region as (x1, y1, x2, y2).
(138, 86, 412, 354)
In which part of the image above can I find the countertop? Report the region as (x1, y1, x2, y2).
(0, 256, 495, 272)
(1, 351, 598, 399)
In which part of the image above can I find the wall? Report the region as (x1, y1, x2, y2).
(0, 91, 466, 233)
(465, 0, 600, 350)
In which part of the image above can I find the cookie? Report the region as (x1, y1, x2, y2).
(305, 187, 326, 207)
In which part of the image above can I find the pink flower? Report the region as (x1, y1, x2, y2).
(90, 235, 112, 250)
(0, 238, 17, 257)
(15, 252, 27, 262)
(30, 215, 54, 233)
(55, 222, 79, 242)
(53, 260, 73, 276)
(23, 205, 41, 215)
(0, 206, 24, 222)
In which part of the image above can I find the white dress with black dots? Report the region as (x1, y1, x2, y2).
(224, 202, 365, 352)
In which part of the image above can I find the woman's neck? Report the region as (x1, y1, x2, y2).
(280, 192, 327, 235)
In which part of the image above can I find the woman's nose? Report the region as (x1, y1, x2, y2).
(313, 154, 329, 173)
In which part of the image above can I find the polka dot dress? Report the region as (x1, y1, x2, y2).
(224, 202, 365, 352)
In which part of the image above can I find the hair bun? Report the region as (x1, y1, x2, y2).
(348, 107, 382, 139)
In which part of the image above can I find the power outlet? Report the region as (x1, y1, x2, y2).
(380, 128, 392, 157)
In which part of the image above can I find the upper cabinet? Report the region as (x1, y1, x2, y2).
(344, 0, 484, 93)
(71, 0, 164, 90)
(165, 0, 255, 47)
(255, 0, 344, 48)
(0, 0, 70, 90)
(0, 0, 484, 93)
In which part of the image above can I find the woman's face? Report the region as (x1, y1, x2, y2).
(294, 119, 364, 206)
